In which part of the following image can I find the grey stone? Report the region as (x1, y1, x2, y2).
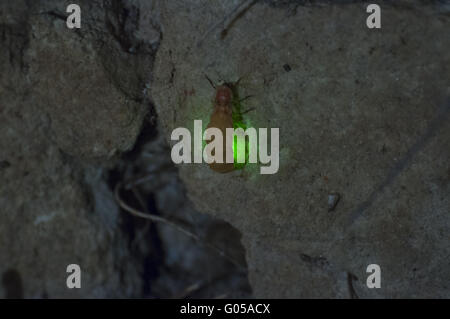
(151, 0, 450, 298)
(0, 0, 155, 298)
(1, 0, 449, 299)
(0, 0, 250, 298)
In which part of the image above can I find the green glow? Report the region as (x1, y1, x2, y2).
(232, 121, 250, 169)
(231, 91, 253, 170)
(201, 83, 255, 170)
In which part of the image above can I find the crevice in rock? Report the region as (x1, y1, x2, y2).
(346, 272, 359, 299)
(2, 269, 24, 299)
(105, 122, 252, 297)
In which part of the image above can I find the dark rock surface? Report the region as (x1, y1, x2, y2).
(151, 0, 450, 298)
(0, 0, 250, 298)
(1, 0, 449, 298)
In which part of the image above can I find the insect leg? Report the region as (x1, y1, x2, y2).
(239, 95, 253, 103)
(241, 107, 256, 115)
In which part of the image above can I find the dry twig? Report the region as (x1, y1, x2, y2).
(114, 183, 246, 271)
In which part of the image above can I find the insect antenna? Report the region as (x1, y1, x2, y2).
(239, 95, 253, 103)
(241, 107, 256, 115)
(204, 73, 216, 89)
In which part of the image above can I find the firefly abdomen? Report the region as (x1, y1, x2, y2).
(206, 85, 235, 173)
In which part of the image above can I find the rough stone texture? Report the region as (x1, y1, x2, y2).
(152, 1, 450, 298)
(27, 1, 158, 158)
(1, 0, 449, 299)
(120, 131, 251, 298)
(0, 0, 250, 298)
(0, 0, 156, 298)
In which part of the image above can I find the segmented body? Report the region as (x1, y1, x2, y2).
(206, 85, 235, 173)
